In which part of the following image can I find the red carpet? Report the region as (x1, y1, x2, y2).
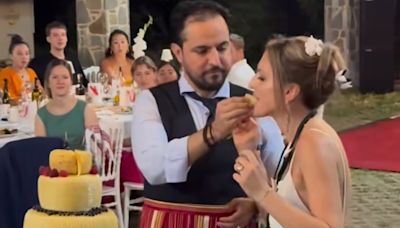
(339, 117, 400, 172)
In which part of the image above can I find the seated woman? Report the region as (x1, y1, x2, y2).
(131, 55, 158, 90)
(100, 29, 134, 84)
(0, 34, 41, 103)
(34, 59, 98, 150)
(157, 60, 179, 85)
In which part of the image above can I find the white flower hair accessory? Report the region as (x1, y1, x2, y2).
(335, 69, 353, 89)
(335, 69, 347, 83)
(132, 15, 153, 59)
(304, 35, 323, 57)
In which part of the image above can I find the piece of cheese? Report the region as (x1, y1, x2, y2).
(244, 93, 257, 106)
(49, 150, 92, 175)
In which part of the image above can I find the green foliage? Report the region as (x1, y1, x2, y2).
(324, 89, 400, 131)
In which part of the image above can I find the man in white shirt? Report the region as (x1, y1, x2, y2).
(132, 1, 284, 227)
(227, 33, 255, 89)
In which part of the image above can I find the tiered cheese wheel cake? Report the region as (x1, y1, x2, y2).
(23, 149, 118, 228)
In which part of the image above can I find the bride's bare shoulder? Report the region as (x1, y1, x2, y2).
(296, 124, 341, 166)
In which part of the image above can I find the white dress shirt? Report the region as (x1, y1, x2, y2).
(227, 59, 256, 89)
(131, 75, 284, 185)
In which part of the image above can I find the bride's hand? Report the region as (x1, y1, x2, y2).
(233, 150, 272, 202)
(232, 117, 260, 152)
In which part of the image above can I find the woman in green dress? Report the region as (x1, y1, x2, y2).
(34, 59, 98, 149)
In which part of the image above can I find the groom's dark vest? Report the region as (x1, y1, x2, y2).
(146, 81, 249, 205)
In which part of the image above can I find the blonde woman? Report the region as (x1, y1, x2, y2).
(131, 55, 158, 89)
(231, 36, 351, 228)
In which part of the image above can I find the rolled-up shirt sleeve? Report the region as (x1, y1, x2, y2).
(131, 90, 190, 185)
(258, 116, 285, 176)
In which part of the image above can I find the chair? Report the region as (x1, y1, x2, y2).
(83, 66, 100, 81)
(85, 127, 124, 228)
(122, 149, 144, 228)
(0, 137, 64, 228)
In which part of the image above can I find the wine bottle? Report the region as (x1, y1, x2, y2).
(75, 73, 85, 95)
(113, 89, 120, 106)
(31, 78, 41, 103)
(2, 79, 10, 104)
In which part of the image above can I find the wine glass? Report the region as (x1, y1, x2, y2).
(63, 132, 70, 149)
(17, 99, 28, 119)
(21, 80, 33, 101)
(99, 72, 111, 103)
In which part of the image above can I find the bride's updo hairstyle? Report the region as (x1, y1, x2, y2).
(265, 36, 346, 110)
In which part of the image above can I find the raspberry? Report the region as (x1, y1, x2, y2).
(49, 169, 59, 177)
(59, 170, 69, 177)
(89, 166, 98, 175)
(39, 166, 50, 176)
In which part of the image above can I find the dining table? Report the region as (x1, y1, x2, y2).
(0, 104, 142, 190)
(0, 120, 34, 148)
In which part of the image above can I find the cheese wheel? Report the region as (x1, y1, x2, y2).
(38, 175, 101, 212)
(23, 208, 117, 228)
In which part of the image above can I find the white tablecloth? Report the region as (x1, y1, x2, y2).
(96, 108, 132, 138)
(0, 121, 34, 148)
(0, 106, 133, 148)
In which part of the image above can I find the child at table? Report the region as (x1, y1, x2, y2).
(34, 59, 98, 149)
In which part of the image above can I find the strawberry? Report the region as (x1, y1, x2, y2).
(39, 166, 50, 176)
(49, 169, 59, 177)
(59, 170, 69, 177)
(89, 166, 98, 175)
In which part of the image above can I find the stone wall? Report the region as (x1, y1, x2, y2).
(325, 0, 359, 86)
(0, 0, 35, 62)
(76, 0, 130, 67)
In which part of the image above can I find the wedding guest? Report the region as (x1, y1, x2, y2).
(226, 33, 255, 89)
(29, 21, 87, 87)
(156, 48, 180, 85)
(157, 60, 179, 85)
(0, 34, 40, 102)
(131, 55, 158, 89)
(34, 59, 98, 150)
(100, 29, 134, 84)
(232, 36, 351, 228)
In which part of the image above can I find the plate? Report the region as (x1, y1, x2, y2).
(114, 110, 132, 115)
(0, 133, 18, 139)
(109, 106, 132, 115)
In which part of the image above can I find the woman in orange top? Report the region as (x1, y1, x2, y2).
(0, 34, 39, 102)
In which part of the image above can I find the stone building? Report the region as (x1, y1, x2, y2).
(76, 0, 130, 67)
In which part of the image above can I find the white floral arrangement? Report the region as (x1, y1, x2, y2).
(132, 15, 153, 59)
